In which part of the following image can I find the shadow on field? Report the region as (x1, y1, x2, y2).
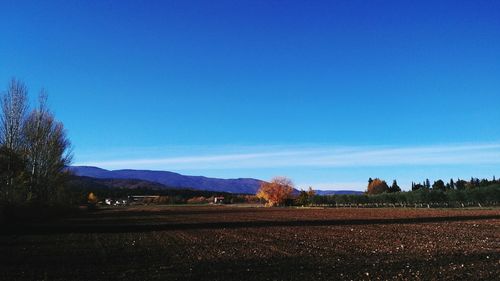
(1, 215, 499, 235)
(84, 207, 274, 218)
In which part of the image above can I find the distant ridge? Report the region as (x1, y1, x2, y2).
(69, 166, 364, 195)
(69, 166, 263, 194)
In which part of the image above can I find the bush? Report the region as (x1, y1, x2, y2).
(187, 196, 208, 204)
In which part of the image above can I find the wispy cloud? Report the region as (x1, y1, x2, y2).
(75, 142, 500, 170)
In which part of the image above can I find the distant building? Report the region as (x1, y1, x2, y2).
(104, 198, 130, 206)
(214, 196, 225, 204)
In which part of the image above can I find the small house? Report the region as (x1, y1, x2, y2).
(214, 196, 225, 204)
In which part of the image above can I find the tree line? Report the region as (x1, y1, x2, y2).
(310, 185, 499, 208)
(312, 176, 500, 207)
(0, 78, 71, 205)
(256, 176, 499, 208)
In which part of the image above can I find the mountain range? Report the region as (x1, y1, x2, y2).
(69, 166, 363, 195)
(69, 166, 263, 194)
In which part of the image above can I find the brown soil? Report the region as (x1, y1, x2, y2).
(1, 206, 499, 280)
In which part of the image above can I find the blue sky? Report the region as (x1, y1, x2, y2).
(1, 0, 499, 190)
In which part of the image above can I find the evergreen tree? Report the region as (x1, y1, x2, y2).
(455, 178, 466, 190)
(432, 180, 446, 191)
(389, 180, 401, 193)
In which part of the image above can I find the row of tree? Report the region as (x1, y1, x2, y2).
(68, 175, 262, 205)
(256, 176, 499, 207)
(310, 185, 499, 207)
(411, 177, 498, 191)
(366, 176, 499, 195)
(0, 78, 71, 205)
(366, 178, 401, 194)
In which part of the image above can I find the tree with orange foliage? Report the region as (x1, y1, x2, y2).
(256, 176, 294, 207)
(87, 192, 98, 204)
(366, 178, 389, 194)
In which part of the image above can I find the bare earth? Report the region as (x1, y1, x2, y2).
(1, 206, 499, 280)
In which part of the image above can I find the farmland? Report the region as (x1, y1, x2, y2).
(1, 206, 499, 280)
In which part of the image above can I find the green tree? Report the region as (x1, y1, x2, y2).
(389, 180, 401, 193)
(0, 146, 26, 202)
(295, 190, 309, 206)
(412, 183, 424, 191)
(425, 179, 431, 189)
(455, 179, 466, 190)
(432, 180, 446, 191)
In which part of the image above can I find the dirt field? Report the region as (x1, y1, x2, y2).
(1, 206, 499, 280)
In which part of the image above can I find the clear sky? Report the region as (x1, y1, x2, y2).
(1, 0, 499, 190)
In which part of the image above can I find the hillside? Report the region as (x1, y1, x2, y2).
(69, 166, 263, 194)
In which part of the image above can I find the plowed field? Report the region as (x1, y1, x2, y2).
(1, 206, 499, 280)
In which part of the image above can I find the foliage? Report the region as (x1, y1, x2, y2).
(366, 178, 389, 194)
(257, 176, 294, 207)
(0, 146, 27, 202)
(295, 187, 315, 206)
(389, 180, 401, 193)
(65, 175, 241, 205)
(311, 183, 500, 207)
(187, 196, 209, 204)
(432, 180, 446, 191)
(87, 192, 98, 204)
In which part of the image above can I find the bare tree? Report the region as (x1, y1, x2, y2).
(1, 78, 28, 151)
(0, 79, 28, 201)
(23, 92, 72, 202)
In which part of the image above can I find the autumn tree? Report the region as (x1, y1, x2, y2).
(257, 176, 294, 207)
(87, 192, 98, 206)
(307, 186, 315, 197)
(366, 178, 389, 194)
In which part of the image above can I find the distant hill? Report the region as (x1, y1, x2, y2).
(69, 166, 263, 194)
(69, 166, 364, 195)
(68, 175, 177, 191)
